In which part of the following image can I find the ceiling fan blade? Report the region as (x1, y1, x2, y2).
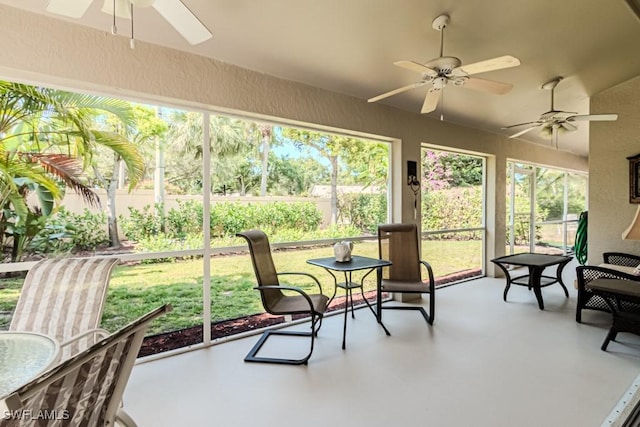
(502, 121, 541, 129)
(561, 122, 578, 132)
(567, 114, 619, 122)
(509, 125, 540, 139)
(368, 82, 427, 103)
(152, 0, 212, 45)
(421, 88, 442, 114)
(462, 77, 513, 95)
(394, 61, 437, 76)
(47, 0, 94, 18)
(102, 0, 132, 19)
(458, 55, 521, 75)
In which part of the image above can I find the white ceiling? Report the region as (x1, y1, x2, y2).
(3, 0, 640, 157)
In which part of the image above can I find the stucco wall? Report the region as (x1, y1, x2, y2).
(589, 75, 640, 263)
(0, 5, 588, 273)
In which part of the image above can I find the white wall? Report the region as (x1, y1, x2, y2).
(0, 5, 588, 274)
(589, 75, 640, 263)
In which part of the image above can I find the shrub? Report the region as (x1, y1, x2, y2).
(166, 200, 203, 238)
(123, 200, 323, 241)
(135, 234, 204, 263)
(119, 204, 164, 242)
(28, 208, 109, 254)
(338, 193, 387, 234)
(422, 186, 482, 240)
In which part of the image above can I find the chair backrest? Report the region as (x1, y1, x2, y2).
(0, 304, 172, 427)
(378, 223, 421, 282)
(236, 230, 284, 311)
(9, 257, 119, 358)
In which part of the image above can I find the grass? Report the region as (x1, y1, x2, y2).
(0, 239, 482, 335)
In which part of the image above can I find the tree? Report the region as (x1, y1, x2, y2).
(165, 112, 252, 195)
(243, 122, 274, 196)
(421, 149, 482, 191)
(282, 128, 375, 224)
(92, 104, 163, 246)
(0, 81, 141, 261)
(267, 155, 328, 195)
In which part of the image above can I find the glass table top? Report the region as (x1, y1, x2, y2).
(0, 331, 59, 398)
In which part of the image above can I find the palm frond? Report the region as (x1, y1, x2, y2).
(87, 130, 145, 190)
(21, 153, 100, 206)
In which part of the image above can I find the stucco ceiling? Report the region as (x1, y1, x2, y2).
(2, 0, 640, 157)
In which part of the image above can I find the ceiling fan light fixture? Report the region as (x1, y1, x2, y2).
(539, 125, 569, 138)
(102, 0, 131, 19)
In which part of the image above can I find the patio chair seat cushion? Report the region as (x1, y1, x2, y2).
(381, 279, 431, 293)
(271, 293, 329, 315)
(586, 278, 640, 298)
(598, 263, 640, 276)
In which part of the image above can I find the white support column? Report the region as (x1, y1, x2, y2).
(202, 112, 212, 344)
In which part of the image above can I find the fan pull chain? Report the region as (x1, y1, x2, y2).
(111, 0, 117, 34)
(130, 3, 136, 49)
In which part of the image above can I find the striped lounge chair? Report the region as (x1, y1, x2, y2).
(9, 257, 119, 360)
(0, 304, 172, 427)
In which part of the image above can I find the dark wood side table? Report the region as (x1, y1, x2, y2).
(491, 253, 572, 310)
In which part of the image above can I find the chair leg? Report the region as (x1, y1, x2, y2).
(245, 329, 315, 365)
(381, 305, 433, 325)
(601, 327, 618, 351)
(245, 313, 321, 365)
(429, 292, 435, 325)
(115, 408, 138, 427)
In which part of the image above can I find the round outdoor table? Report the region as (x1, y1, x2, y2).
(0, 331, 60, 398)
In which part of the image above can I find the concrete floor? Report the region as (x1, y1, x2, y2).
(124, 263, 640, 427)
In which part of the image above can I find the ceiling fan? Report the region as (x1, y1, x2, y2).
(368, 14, 520, 114)
(45, 0, 212, 46)
(502, 77, 618, 147)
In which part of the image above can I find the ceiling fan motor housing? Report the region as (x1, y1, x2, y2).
(424, 56, 462, 75)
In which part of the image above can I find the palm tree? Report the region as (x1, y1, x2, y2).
(0, 80, 144, 260)
(166, 112, 251, 194)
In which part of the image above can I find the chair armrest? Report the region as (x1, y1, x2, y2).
(420, 260, 435, 291)
(277, 272, 324, 295)
(59, 328, 111, 354)
(603, 252, 640, 267)
(576, 265, 640, 291)
(255, 285, 317, 313)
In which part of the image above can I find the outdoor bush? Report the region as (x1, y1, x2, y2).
(124, 200, 323, 241)
(28, 208, 108, 254)
(120, 204, 165, 242)
(135, 233, 204, 263)
(422, 186, 482, 239)
(166, 200, 203, 238)
(64, 208, 109, 250)
(338, 193, 387, 234)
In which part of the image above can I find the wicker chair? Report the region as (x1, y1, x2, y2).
(0, 304, 172, 427)
(9, 257, 120, 360)
(237, 230, 329, 365)
(576, 252, 640, 323)
(375, 223, 435, 326)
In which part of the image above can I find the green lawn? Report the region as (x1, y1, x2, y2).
(0, 239, 482, 335)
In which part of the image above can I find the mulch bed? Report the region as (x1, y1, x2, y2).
(138, 268, 482, 357)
